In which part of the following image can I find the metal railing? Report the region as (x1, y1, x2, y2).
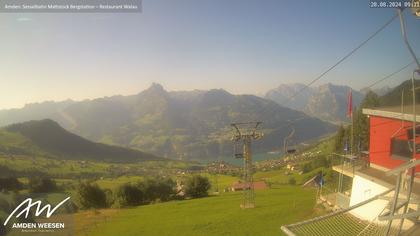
(281, 188, 395, 236)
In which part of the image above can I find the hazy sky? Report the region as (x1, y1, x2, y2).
(0, 0, 419, 109)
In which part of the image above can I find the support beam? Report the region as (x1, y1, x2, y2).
(280, 226, 296, 236)
(385, 172, 402, 236)
(378, 210, 420, 221)
(386, 159, 420, 176)
(379, 200, 408, 220)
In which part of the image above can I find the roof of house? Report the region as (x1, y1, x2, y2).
(363, 105, 420, 122)
(231, 181, 268, 190)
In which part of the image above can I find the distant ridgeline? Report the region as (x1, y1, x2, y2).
(0, 84, 335, 161)
(0, 119, 160, 163)
(379, 79, 420, 106)
(265, 83, 367, 123)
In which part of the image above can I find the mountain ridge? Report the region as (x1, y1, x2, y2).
(0, 84, 336, 160)
(2, 119, 160, 163)
(265, 83, 364, 123)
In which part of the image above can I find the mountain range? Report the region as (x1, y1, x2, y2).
(265, 83, 368, 123)
(0, 84, 336, 161)
(360, 86, 392, 96)
(379, 79, 420, 106)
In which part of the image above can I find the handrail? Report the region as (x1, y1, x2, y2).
(282, 188, 394, 229)
(386, 159, 420, 176)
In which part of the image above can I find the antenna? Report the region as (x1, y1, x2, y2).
(231, 122, 263, 209)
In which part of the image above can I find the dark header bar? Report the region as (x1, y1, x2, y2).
(0, 0, 142, 13)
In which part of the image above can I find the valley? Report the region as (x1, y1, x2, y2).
(0, 84, 336, 161)
(0, 79, 418, 236)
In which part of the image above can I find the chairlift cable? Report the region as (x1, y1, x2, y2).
(283, 12, 399, 105)
(365, 61, 415, 89)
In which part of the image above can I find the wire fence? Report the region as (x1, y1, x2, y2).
(281, 188, 406, 236)
(282, 211, 401, 236)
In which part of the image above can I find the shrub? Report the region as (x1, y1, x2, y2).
(288, 177, 296, 185)
(139, 178, 176, 203)
(0, 219, 6, 236)
(104, 189, 114, 207)
(184, 175, 211, 198)
(153, 178, 176, 202)
(0, 177, 23, 192)
(76, 182, 107, 209)
(0, 198, 10, 212)
(301, 163, 312, 174)
(115, 184, 143, 207)
(28, 177, 57, 193)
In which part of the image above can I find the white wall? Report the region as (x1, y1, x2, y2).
(349, 175, 390, 221)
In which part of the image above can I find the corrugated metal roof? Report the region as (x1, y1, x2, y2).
(363, 105, 420, 122)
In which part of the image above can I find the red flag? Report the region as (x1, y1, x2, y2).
(347, 89, 353, 118)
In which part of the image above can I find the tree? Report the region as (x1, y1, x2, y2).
(139, 178, 176, 203)
(76, 182, 107, 209)
(154, 178, 176, 202)
(0, 177, 23, 192)
(301, 163, 312, 174)
(334, 125, 346, 152)
(184, 175, 211, 198)
(361, 91, 380, 109)
(28, 177, 57, 193)
(0, 219, 6, 236)
(353, 91, 380, 152)
(104, 189, 114, 207)
(115, 184, 143, 207)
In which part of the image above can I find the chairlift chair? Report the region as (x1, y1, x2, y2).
(389, 89, 419, 160)
(286, 147, 297, 154)
(283, 125, 297, 154)
(284, 138, 297, 154)
(233, 139, 244, 159)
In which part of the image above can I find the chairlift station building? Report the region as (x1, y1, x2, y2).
(333, 105, 420, 223)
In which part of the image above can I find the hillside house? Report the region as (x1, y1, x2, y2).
(230, 181, 268, 192)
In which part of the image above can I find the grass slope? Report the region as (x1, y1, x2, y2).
(0, 153, 195, 179)
(83, 187, 318, 236)
(2, 119, 160, 162)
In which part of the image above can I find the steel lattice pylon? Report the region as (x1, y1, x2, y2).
(231, 122, 263, 209)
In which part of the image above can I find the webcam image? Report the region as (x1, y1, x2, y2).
(0, 1, 419, 235)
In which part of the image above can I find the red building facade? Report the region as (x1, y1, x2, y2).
(364, 106, 420, 173)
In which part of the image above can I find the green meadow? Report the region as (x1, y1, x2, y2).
(0, 129, 337, 236)
(79, 186, 320, 236)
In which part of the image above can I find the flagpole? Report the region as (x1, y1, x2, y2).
(351, 109, 354, 155)
(349, 89, 353, 155)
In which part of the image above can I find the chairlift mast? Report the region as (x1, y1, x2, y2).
(231, 122, 263, 209)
